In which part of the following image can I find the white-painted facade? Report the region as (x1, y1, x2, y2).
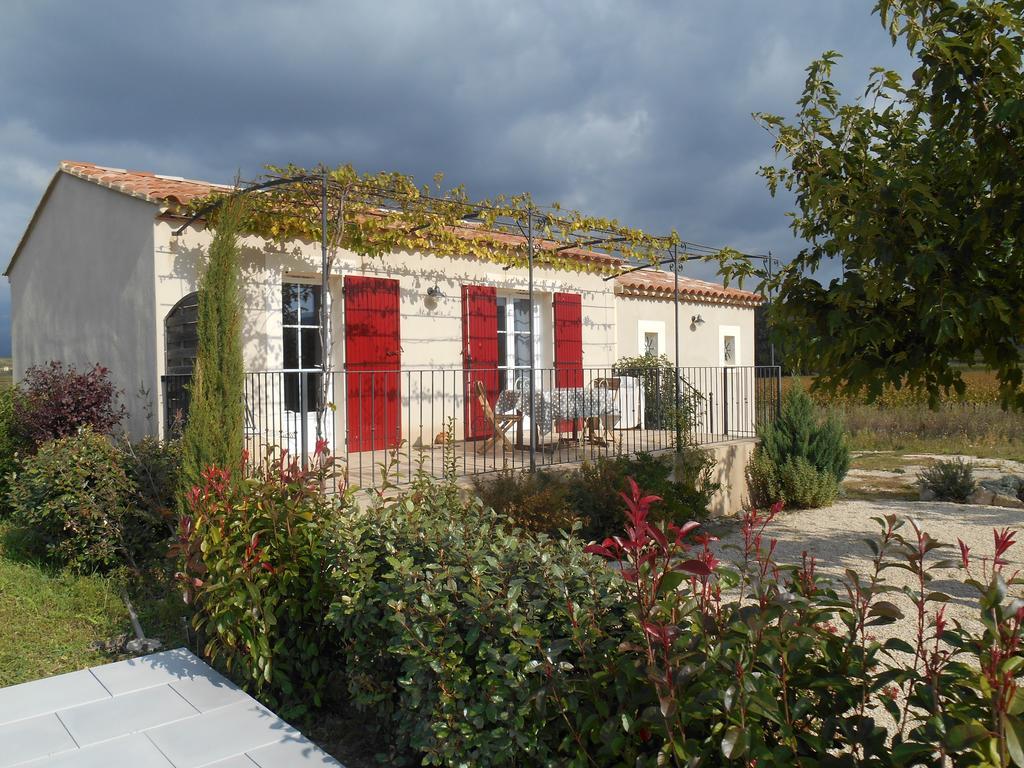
(614, 293, 755, 368)
(7, 167, 759, 445)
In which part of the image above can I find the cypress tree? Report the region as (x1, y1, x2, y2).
(180, 197, 247, 493)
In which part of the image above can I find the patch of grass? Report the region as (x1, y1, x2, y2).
(783, 374, 1024, 461)
(840, 476, 919, 502)
(849, 452, 927, 473)
(0, 522, 188, 687)
(848, 434, 1024, 463)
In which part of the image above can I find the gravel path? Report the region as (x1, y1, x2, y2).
(711, 499, 1023, 740)
(714, 498, 1024, 640)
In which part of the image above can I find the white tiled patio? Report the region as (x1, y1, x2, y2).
(0, 649, 342, 767)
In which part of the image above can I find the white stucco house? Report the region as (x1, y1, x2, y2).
(5, 161, 768, 487)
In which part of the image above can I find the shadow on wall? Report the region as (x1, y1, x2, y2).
(164, 237, 277, 373)
(674, 439, 757, 517)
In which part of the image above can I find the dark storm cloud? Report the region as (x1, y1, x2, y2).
(0, 1, 914, 355)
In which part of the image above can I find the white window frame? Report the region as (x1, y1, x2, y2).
(719, 324, 740, 366)
(636, 320, 666, 358)
(282, 280, 330, 412)
(497, 293, 544, 390)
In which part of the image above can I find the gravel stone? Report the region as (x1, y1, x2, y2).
(714, 498, 1023, 642)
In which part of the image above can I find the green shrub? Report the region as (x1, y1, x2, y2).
(323, 473, 1024, 766)
(471, 451, 717, 540)
(748, 386, 848, 510)
(747, 449, 839, 510)
(7, 428, 141, 572)
(0, 389, 25, 516)
(328, 473, 623, 765)
(174, 446, 348, 719)
(777, 456, 838, 508)
(614, 354, 690, 432)
(917, 457, 977, 502)
(572, 451, 716, 538)
(746, 446, 782, 509)
(761, 386, 850, 480)
(120, 437, 182, 520)
(470, 469, 577, 533)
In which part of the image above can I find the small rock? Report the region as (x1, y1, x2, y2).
(126, 637, 163, 654)
(967, 488, 996, 506)
(980, 475, 1024, 498)
(919, 486, 937, 501)
(991, 493, 1024, 510)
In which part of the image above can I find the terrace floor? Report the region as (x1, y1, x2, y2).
(0, 649, 341, 767)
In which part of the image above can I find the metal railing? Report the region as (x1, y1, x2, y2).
(161, 365, 781, 491)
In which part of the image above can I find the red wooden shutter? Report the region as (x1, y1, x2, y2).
(344, 275, 401, 452)
(461, 285, 499, 440)
(553, 293, 583, 388)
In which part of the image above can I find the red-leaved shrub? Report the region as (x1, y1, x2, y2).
(14, 362, 126, 450)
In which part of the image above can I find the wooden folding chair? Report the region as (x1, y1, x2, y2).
(589, 378, 621, 445)
(474, 380, 522, 454)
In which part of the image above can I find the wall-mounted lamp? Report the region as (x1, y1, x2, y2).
(691, 314, 705, 327)
(426, 284, 445, 299)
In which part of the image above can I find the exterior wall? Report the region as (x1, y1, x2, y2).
(614, 293, 755, 367)
(616, 293, 758, 438)
(154, 220, 618, 443)
(8, 175, 158, 439)
(674, 438, 757, 516)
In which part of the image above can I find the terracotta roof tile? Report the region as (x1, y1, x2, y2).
(614, 269, 761, 307)
(60, 161, 229, 206)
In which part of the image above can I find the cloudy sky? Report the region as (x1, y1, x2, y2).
(0, 1, 913, 357)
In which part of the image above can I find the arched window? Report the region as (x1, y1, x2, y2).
(165, 292, 199, 375)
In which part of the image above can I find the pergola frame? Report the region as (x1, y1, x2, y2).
(174, 167, 769, 470)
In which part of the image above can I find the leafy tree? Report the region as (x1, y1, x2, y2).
(180, 197, 246, 494)
(757, 0, 1024, 410)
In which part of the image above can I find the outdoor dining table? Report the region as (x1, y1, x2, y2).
(494, 385, 620, 442)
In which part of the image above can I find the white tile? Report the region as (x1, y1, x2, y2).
(146, 701, 298, 768)
(87, 648, 216, 696)
(17, 733, 173, 768)
(199, 756, 258, 768)
(0, 713, 77, 767)
(58, 684, 198, 746)
(0, 669, 110, 726)
(248, 737, 344, 767)
(169, 667, 245, 712)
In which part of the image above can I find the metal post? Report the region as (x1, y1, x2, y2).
(776, 366, 783, 422)
(673, 243, 681, 452)
(299, 373, 309, 469)
(722, 368, 729, 437)
(527, 207, 537, 472)
(766, 251, 776, 368)
(319, 168, 329, 443)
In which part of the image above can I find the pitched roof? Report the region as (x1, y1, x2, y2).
(614, 268, 762, 307)
(4, 161, 231, 275)
(60, 160, 231, 205)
